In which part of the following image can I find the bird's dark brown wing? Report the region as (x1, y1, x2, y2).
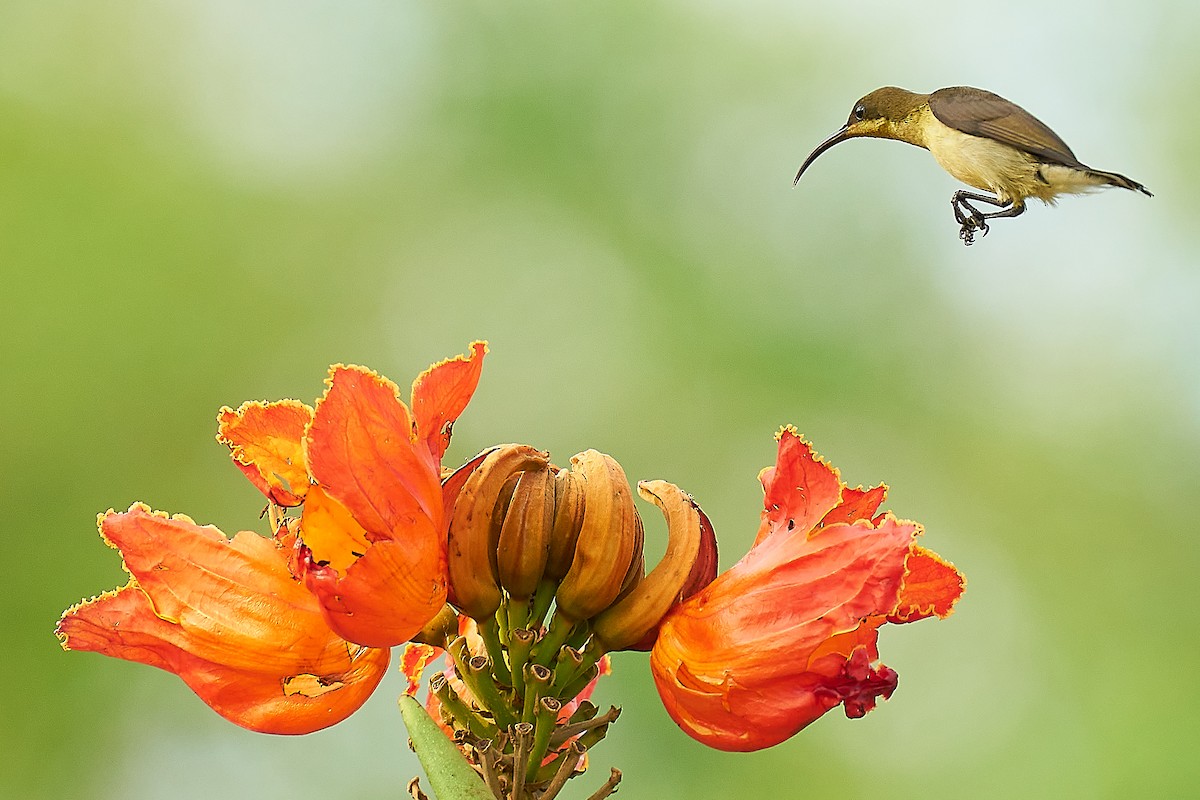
(929, 87, 1083, 168)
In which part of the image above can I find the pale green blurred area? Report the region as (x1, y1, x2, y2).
(3, 1, 1199, 797)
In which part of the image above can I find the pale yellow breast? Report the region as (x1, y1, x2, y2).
(919, 110, 1044, 204)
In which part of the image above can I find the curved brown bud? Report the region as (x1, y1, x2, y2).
(545, 468, 585, 581)
(554, 450, 640, 622)
(447, 444, 548, 619)
(497, 465, 555, 600)
(592, 480, 705, 651)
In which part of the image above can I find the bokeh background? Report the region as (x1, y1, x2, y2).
(4, 2, 1197, 798)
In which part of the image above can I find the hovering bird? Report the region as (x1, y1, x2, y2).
(794, 86, 1152, 245)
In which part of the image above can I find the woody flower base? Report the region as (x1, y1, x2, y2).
(57, 343, 965, 800)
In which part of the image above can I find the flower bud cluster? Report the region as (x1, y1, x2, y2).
(425, 443, 715, 798)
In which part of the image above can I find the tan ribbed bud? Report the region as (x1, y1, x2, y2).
(447, 444, 549, 619)
(544, 468, 585, 581)
(591, 480, 704, 651)
(496, 465, 555, 601)
(554, 450, 641, 622)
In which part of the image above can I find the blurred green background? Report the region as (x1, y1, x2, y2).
(4, 1, 1197, 798)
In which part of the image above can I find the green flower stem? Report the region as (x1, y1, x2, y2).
(559, 662, 599, 703)
(507, 596, 531, 632)
(565, 623, 592, 652)
(549, 705, 619, 748)
(479, 617, 512, 686)
(525, 697, 562, 783)
(431, 674, 499, 741)
(508, 628, 535, 702)
(447, 637, 514, 729)
(398, 695, 494, 800)
(550, 646, 584, 696)
(532, 612, 575, 667)
(465, 655, 518, 729)
(529, 578, 557, 630)
(522, 663, 553, 724)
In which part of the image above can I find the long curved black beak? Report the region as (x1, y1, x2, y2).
(793, 125, 853, 185)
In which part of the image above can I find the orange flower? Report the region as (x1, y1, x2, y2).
(57, 343, 487, 733)
(650, 427, 965, 752)
(56, 506, 390, 734)
(215, 343, 487, 647)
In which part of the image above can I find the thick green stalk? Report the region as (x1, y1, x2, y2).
(398, 696, 493, 800)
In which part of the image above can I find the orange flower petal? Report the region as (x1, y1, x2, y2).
(888, 545, 966, 623)
(753, 427, 843, 546)
(301, 525, 448, 648)
(217, 400, 313, 506)
(299, 484, 371, 574)
(410, 341, 488, 461)
(399, 643, 439, 697)
(299, 363, 458, 646)
(820, 484, 888, 527)
(306, 365, 443, 539)
(55, 504, 388, 734)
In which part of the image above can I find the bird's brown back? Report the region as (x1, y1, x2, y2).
(928, 87, 1083, 169)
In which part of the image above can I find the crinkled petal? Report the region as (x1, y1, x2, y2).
(410, 341, 487, 461)
(820, 484, 887, 528)
(753, 427, 844, 546)
(399, 643, 439, 696)
(300, 365, 449, 645)
(888, 545, 966, 623)
(55, 504, 388, 734)
(306, 364, 443, 536)
(217, 400, 313, 506)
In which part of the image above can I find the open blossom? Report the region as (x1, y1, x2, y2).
(56, 343, 487, 733)
(649, 426, 965, 751)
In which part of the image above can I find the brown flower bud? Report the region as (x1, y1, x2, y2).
(544, 468, 585, 581)
(554, 450, 641, 623)
(496, 465, 555, 601)
(446, 444, 548, 620)
(591, 480, 708, 651)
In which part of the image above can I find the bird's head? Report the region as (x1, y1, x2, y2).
(794, 87, 925, 184)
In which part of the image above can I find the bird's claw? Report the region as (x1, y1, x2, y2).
(957, 215, 989, 246)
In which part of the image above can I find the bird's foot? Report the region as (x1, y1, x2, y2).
(958, 215, 989, 246)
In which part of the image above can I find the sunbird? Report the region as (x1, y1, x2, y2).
(794, 86, 1152, 245)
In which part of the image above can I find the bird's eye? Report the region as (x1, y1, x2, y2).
(854, 104, 866, 121)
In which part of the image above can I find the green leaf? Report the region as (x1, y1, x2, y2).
(398, 695, 495, 800)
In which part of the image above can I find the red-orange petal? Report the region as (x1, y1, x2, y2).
(399, 643, 439, 696)
(753, 427, 844, 546)
(651, 516, 916, 751)
(820, 484, 888, 528)
(299, 364, 456, 646)
(55, 504, 388, 734)
(217, 400, 313, 506)
(300, 522, 448, 648)
(410, 341, 488, 461)
(888, 544, 966, 623)
(306, 365, 443, 538)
